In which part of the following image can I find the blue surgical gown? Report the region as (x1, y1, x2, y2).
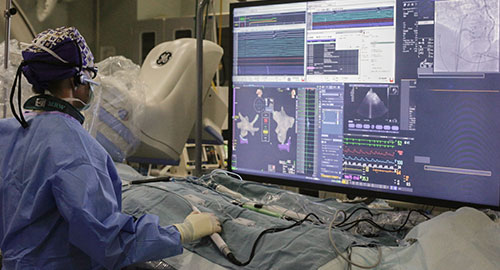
(0, 112, 182, 270)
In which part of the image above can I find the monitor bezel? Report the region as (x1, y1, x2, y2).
(228, 0, 500, 210)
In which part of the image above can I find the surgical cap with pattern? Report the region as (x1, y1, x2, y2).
(21, 26, 95, 92)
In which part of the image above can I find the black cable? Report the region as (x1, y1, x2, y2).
(128, 176, 171, 185)
(226, 212, 320, 266)
(17, 66, 27, 127)
(335, 207, 374, 227)
(337, 209, 431, 233)
(202, 1, 210, 39)
(213, 18, 227, 86)
(9, 63, 30, 128)
(306, 213, 324, 224)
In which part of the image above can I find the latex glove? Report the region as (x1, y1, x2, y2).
(174, 211, 221, 243)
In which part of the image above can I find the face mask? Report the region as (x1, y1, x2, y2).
(63, 83, 94, 111)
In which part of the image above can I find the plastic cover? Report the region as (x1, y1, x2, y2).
(195, 172, 430, 238)
(0, 40, 32, 119)
(259, 191, 430, 236)
(89, 56, 146, 162)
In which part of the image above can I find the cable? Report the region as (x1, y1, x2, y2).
(347, 245, 353, 270)
(227, 212, 321, 266)
(202, 0, 211, 39)
(337, 209, 431, 233)
(335, 207, 374, 227)
(128, 176, 171, 185)
(329, 211, 382, 269)
(218, 0, 222, 46)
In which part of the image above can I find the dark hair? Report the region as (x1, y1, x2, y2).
(32, 78, 69, 95)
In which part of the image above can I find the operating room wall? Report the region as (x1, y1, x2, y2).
(137, 0, 181, 20)
(180, 0, 259, 17)
(98, 0, 232, 66)
(97, 0, 137, 62)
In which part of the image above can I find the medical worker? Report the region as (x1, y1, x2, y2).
(0, 26, 221, 270)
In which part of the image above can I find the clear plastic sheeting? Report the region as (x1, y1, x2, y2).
(259, 191, 346, 224)
(0, 40, 32, 119)
(319, 207, 500, 270)
(199, 172, 429, 236)
(90, 56, 146, 162)
(340, 210, 430, 237)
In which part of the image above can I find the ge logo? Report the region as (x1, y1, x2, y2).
(156, 51, 172, 65)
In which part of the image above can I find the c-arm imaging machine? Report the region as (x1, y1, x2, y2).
(93, 38, 223, 165)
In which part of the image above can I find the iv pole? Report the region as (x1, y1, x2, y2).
(3, 0, 16, 118)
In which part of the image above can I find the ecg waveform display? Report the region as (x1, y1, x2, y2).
(236, 30, 305, 75)
(342, 136, 412, 192)
(297, 88, 318, 176)
(312, 7, 394, 30)
(343, 146, 395, 157)
(234, 12, 305, 28)
(343, 137, 397, 148)
(344, 156, 396, 164)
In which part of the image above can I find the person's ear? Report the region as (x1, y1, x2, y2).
(68, 77, 77, 92)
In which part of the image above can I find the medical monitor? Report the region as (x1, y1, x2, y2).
(229, 0, 500, 209)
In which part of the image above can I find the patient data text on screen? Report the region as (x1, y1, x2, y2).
(231, 0, 500, 207)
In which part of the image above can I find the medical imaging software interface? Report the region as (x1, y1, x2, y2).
(231, 0, 500, 207)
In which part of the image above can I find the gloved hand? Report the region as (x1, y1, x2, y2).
(174, 211, 221, 243)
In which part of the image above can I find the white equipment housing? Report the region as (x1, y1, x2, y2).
(130, 38, 223, 164)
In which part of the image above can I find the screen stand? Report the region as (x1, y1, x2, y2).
(299, 188, 319, 197)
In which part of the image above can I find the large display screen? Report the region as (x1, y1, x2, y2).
(229, 0, 500, 209)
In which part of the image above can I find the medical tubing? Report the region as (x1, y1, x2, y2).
(215, 184, 246, 200)
(209, 181, 314, 222)
(347, 246, 353, 270)
(242, 203, 283, 218)
(329, 210, 382, 269)
(202, 177, 318, 223)
(206, 169, 244, 181)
